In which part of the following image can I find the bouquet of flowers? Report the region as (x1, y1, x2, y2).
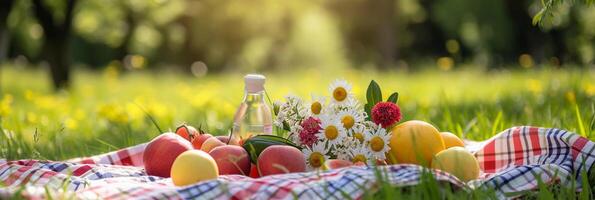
(273, 79, 402, 170)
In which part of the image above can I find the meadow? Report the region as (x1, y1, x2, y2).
(1, 64, 594, 161)
(1, 64, 595, 199)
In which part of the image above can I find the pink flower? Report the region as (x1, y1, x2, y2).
(371, 102, 402, 128)
(299, 117, 321, 147)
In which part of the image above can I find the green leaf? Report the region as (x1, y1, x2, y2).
(242, 135, 301, 164)
(387, 92, 399, 104)
(532, 10, 544, 26)
(365, 104, 372, 120)
(366, 80, 382, 105)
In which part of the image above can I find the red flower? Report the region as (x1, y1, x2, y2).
(371, 102, 402, 128)
(299, 117, 321, 147)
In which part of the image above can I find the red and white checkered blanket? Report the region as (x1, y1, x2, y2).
(1, 126, 594, 199)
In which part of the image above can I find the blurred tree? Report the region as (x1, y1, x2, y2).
(32, 0, 78, 89)
(533, 0, 594, 26)
(377, 0, 398, 68)
(184, 0, 348, 72)
(398, 0, 449, 61)
(116, 2, 136, 62)
(432, 0, 515, 66)
(0, 0, 15, 62)
(327, 0, 400, 68)
(513, 0, 572, 65)
(2, 0, 594, 74)
(67, 0, 186, 68)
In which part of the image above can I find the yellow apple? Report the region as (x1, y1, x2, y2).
(171, 150, 219, 186)
(431, 147, 480, 182)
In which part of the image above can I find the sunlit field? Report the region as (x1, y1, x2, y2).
(3, 0, 595, 198)
(1, 64, 594, 162)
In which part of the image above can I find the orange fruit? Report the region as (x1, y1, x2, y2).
(440, 132, 465, 149)
(175, 124, 198, 141)
(388, 120, 445, 167)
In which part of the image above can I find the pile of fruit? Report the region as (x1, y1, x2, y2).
(143, 124, 308, 186)
(143, 120, 480, 186)
(143, 80, 482, 186)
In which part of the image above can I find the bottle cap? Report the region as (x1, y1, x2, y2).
(245, 74, 266, 93)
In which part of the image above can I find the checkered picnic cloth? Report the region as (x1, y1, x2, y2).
(1, 126, 594, 199)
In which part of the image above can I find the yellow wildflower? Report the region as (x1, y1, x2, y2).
(64, 118, 78, 130)
(526, 79, 543, 94)
(0, 94, 13, 117)
(26, 112, 38, 124)
(97, 103, 129, 124)
(24, 90, 35, 101)
(565, 91, 576, 104)
(584, 83, 595, 97)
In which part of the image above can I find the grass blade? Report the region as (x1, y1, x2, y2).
(134, 103, 163, 134)
(575, 104, 586, 137)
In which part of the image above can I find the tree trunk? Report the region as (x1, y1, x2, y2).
(549, 29, 565, 65)
(376, 0, 397, 68)
(0, 0, 14, 62)
(32, 0, 77, 90)
(44, 37, 71, 88)
(504, 0, 531, 59)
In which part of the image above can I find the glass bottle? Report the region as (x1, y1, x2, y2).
(231, 74, 273, 144)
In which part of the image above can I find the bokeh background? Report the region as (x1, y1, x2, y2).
(2, 0, 595, 88)
(0, 0, 594, 160)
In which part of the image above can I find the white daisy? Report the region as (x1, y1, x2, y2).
(337, 109, 365, 131)
(302, 142, 330, 170)
(316, 114, 347, 149)
(349, 144, 373, 165)
(328, 79, 353, 106)
(350, 125, 367, 144)
(308, 94, 326, 116)
(364, 126, 391, 160)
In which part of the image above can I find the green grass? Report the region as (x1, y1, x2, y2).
(1, 64, 595, 198)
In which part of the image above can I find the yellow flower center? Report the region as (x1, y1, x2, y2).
(311, 102, 322, 114)
(333, 87, 347, 101)
(309, 152, 325, 168)
(352, 154, 367, 163)
(324, 125, 339, 140)
(341, 115, 355, 129)
(370, 136, 385, 152)
(353, 132, 364, 143)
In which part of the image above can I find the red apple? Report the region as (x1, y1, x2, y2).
(249, 163, 260, 178)
(209, 145, 250, 175)
(143, 133, 193, 177)
(200, 137, 225, 153)
(216, 135, 240, 145)
(192, 133, 213, 149)
(257, 145, 306, 176)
